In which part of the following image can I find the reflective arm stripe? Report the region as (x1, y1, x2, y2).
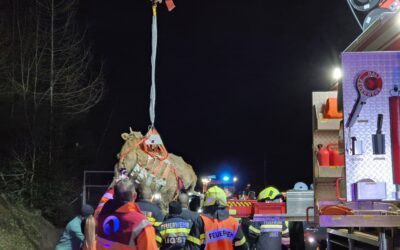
(282, 228, 289, 234)
(200, 233, 205, 240)
(103, 192, 114, 199)
(187, 235, 201, 245)
(234, 237, 246, 247)
(129, 220, 151, 246)
(154, 221, 162, 227)
(249, 225, 260, 234)
(156, 235, 163, 243)
(260, 224, 282, 229)
(159, 228, 191, 236)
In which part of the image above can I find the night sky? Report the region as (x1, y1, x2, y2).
(80, 0, 360, 192)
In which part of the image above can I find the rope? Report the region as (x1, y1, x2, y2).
(149, 4, 158, 127)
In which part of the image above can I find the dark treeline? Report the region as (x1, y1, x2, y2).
(0, 0, 104, 225)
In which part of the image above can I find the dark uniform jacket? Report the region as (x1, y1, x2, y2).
(185, 206, 249, 250)
(156, 214, 192, 250)
(137, 200, 165, 227)
(248, 220, 288, 250)
(180, 208, 200, 226)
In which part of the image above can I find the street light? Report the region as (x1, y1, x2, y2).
(333, 67, 342, 81)
(201, 177, 210, 193)
(233, 177, 238, 182)
(201, 178, 210, 184)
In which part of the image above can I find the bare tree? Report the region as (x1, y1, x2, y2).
(0, 0, 104, 208)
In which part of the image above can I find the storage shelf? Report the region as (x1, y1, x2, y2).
(320, 214, 400, 227)
(328, 229, 379, 246)
(314, 104, 341, 131)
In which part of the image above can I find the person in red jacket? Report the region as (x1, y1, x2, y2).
(96, 178, 158, 250)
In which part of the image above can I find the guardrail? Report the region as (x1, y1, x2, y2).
(82, 170, 114, 206)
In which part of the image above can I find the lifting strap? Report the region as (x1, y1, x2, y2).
(149, 3, 158, 127)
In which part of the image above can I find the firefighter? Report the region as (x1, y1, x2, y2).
(156, 201, 192, 249)
(96, 178, 158, 250)
(185, 186, 249, 250)
(178, 193, 200, 226)
(248, 186, 288, 250)
(137, 186, 165, 227)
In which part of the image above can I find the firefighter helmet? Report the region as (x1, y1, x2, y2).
(204, 186, 227, 207)
(258, 186, 281, 201)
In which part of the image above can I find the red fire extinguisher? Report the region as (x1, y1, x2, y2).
(317, 144, 330, 166)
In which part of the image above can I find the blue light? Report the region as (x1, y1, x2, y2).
(222, 176, 230, 181)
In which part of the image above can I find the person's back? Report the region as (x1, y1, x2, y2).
(249, 220, 287, 250)
(96, 178, 158, 250)
(136, 186, 164, 226)
(180, 208, 199, 225)
(56, 205, 94, 250)
(178, 193, 200, 227)
(56, 216, 84, 250)
(157, 201, 191, 250)
(248, 186, 286, 250)
(185, 186, 248, 250)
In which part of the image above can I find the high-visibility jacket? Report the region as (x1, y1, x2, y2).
(95, 187, 114, 219)
(156, 215, 191, 250)
(96, 199, 158, 250)
(201, 214, 239, 250)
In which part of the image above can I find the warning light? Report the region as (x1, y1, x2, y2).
(222, 176, 230, 182)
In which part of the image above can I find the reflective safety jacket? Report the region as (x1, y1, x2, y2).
(248, 219, 288, 250)
(185, 206, 248, 250)
(96, 199, 158, 250)
(137, 200, 165, 227)
(95, 187, 114, 219)
(156, 215, 192, 250)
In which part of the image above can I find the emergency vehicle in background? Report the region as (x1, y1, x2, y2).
(201, 175, 312, 225)
(201, 175, 317, 248)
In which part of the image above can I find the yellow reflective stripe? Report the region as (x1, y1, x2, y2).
(249, 225, 260, 234)
(200, 233, 205, 240)
(187, 235, 201, 245)
(154, 221, 162, 227)
(229, 209, 237, 215)
(160, 228, 191, 236)
(282, 228, 289, 234)
(261, 224, 282, 229)
(156, 235, 162, 243)
(234, 236, 246, 247)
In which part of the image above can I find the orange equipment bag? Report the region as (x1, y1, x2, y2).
(323, 98, 343, 119)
